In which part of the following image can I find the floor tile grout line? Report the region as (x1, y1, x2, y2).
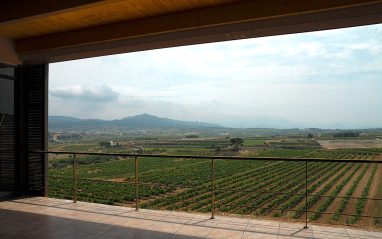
(345, 228, 351, 239)
(0, 231, 30, 239)
(130, 211, 174, 239)
(203, 217, 222, 239)
(168, 213, 198, 239)
(97, 218, 124, 237)
(4, 198, 382, 239)
(56, 229, 77, 239)
(240, 219, 251, 239)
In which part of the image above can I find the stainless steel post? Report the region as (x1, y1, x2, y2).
(73, 154, 77, 203)
(135, 156, 139, 211)
(211, 158, 215, 219)
(304, 160, 308, 228)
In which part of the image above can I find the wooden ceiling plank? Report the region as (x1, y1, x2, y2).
(0, 0, 126, 26)
(15, 0, 382, 54)
(0, 0, 244, 39)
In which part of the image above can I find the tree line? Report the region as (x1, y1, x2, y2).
(333, 132, 359, 138)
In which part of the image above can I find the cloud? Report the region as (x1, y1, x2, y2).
(50, 85, 119, 102)
(48, 24, 382, 128)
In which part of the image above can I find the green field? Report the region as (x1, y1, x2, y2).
(48, 133, 382, 228)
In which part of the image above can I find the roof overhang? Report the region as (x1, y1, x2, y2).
(0, 0, 381, 65)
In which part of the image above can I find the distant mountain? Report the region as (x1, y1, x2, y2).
(49, 116, 88, 122)
(48, 113, 222, 130)
(331, 122, 347, 129)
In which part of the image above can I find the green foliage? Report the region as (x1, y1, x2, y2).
(230, 138, 244, 150)
(50, 155, 117, 169)
(243, 140, 265, 146)
(333, 131, 360, 138)
(48, 133, 381, 226)
(350, 164, 379, 224)
(331, 163, 371, 221)
(125, 159, 268, 187)
(257, 149, 313, 158)
(56, 134, 82, 140)
(60, 144, 97, 151)
(99, 141, 111, 147)
(185, 134, 199, 138)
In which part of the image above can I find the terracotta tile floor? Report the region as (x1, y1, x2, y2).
(0, 197, 381, 239)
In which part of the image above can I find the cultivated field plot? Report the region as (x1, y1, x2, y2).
(318, 139, 382, 149)
(47, 149, 382, 229)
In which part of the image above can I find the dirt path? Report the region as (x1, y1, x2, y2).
(137, 161, 284, 211)
(320, 163, 370, 222)
(304, 164, 362, 220)
(174, 162, 301, 212)
(263, 162, 340, 217)
(179, 163, 293, 212)
(288, 163, 359, 219)
(336, 163, 375, 223)
(360, 164, 381, 226)
(304, 163, 362, 221)
(284, 163, 346, 217)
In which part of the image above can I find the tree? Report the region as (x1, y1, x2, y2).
(230, 138, 244, 151)
(308, 133, 313, 138)
(185, 134, 199, 138)
(333, 132, 359, 138)
(99, 141, 111, 147)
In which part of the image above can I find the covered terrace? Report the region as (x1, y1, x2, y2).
(1, 0, 382, 238)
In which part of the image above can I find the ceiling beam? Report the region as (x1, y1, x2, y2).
(19, 2, 382, 64)
(0, 36, 21, 65)
(16, 0, 382, 54)
(0, 0, 124, 26)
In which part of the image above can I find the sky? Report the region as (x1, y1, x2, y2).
(49, 24, 382, 129)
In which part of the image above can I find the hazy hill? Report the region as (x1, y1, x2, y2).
(49, 113, 222, 130)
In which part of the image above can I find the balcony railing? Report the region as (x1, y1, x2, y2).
(31, 150, 382, 228)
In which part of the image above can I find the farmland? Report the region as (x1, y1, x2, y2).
(47, 130, 382, 229)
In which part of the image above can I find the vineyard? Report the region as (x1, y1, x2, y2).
(47, 136, 382, 228)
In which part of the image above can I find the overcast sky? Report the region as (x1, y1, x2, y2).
(49, 24, 382, 129)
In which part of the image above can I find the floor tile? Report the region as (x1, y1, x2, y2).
(134, 230, 178, 239)
(0, 233, 25, 239)
(134, 220, 185, 239)
(59, 231, 100, 239)
(346, 228, 382, 239)
(122, 218, 157, 229)
(242, 231, 278, 239)
(172, 224, 214, 238)
(206, 228, 244, 239)
(1, 197, 381, 239)
(311, 225, 349, 239)
(215, 220, 248, 230)
(278, 226, 313, 238)
(97, 236, 120, 239)
(24, 227, 74, 239)
(95, 215, 133, 226)
(103, 226, 147, 239)
(245, 224, 279, 234)
(160, 213, 196, 224)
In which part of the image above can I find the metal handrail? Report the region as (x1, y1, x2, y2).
(29, 174, 382, 201)
(31, 150, 382, 228)
(34, 150, 382, 163)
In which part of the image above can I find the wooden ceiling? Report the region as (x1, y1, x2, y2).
(0, 0, 382, 64)
(0, 0, 249, 39)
